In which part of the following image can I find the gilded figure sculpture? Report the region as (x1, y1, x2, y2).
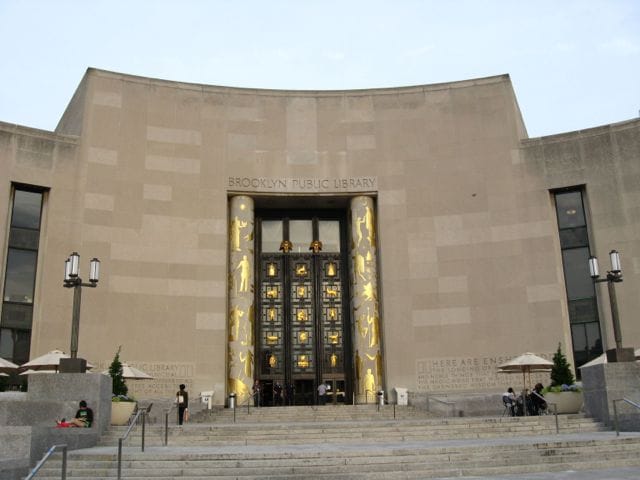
(236, 255, 251, 292)
(268, 308, 276, 321)
(298, 331, 309, 344)
(230, 216, 248, 252)
(238, 350, 253, 378)
(296, 309, 307, 322)
(298, 355, 309, 368)
(267, 263, 276, 277)
(228, 305, 244, 342)
(269, 354, 277, 368)
(330, 353, 338, 368)
(364, 368, 375, 394)
(295, 264, 308, 276)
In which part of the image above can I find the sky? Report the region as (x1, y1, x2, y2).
(0, 0, 638, 138)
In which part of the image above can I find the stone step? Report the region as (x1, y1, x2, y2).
(33, 434, 640, 479)
(98, 415, 605, 447)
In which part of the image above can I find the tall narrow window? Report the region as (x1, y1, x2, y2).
(553, 189, 602, 373)
(0, 187, 44, 364)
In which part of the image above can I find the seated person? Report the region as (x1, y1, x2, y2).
(530, 383, 547, 415)
(69, 400, 94, 427)
(502, 387, 517, 416)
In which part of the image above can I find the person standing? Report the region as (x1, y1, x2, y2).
(252, 379, 261, 407)
(176, 384, 189, 425)
(317, 382, 327, 405)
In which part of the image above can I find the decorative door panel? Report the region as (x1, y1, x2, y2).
(290, 255, 314, 374)
(260, 257, 284, 376)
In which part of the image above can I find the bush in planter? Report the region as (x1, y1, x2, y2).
(108, 346, 134, 402)
(547, 343, 580, 392)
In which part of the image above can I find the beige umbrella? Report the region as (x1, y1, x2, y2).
(579, 348, 640, 369)
(102, 363, 153, 379)
(19, 369, 58, 376)
(0, 357, 19, 375)
(498, 352, 553, 392)
(21, 349, 94, 372)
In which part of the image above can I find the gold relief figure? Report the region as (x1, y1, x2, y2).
(229, 306, 244, 342)
(328, 332, 339, 344)
(230, 216, 248, 252)
(298, 331, 309, 344)
(269, 354, 277, 368)
(228, 377, 250, 399)
(366, 307, 380, 348)
(326, 262, 336, 277)
(267, 263, 277, 277)
(298, 355, 309, 368)
(295, 264, 308, 276)
(296, 309, 307, 322)
(266, 335, 278, 345)
(266, 287, 278, 299)
(326, 286, 338, 297)
(356, 314, 368, 339)
(241, 304, 255, 346)
(366, 352, 383, 387)
(362, 282, 376, 302)
(354, 253, 366, 281)
(309, 240, 322, 253)
(364, 205, 375, 247)
(330, 353, 338, 368)
(328, 308, 337, 320)
(279, 240, 292, 252)
(268, 308, 276, 321)
(355, 214, 365, 247)
(363, 368, 376, 394)
(235, 255, 251, 293)
(238, 350, 253, 378)
(297, 286, 306, 297)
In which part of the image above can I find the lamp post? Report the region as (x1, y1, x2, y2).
(588, 249, 634, 362)
(60, 252, 100, 373)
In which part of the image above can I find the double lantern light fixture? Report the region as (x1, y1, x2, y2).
(62, 252, 100, 370)
(588, 249, 633, 362)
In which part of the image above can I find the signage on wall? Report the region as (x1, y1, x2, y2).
(228, 176, 377, 193)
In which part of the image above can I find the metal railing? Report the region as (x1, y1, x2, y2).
(117, 408, 147, 479)
(25, 444, 67, 480)
(531, 391, 559, 434)
(163, 405, 176, 446)
(612, 397, 640, 436)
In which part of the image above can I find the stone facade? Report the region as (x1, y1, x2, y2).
(1, 68, 638, 403)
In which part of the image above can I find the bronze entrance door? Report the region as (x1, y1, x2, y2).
(256, 215, 351, 406)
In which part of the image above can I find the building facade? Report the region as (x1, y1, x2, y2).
(1, 69, 639, 404)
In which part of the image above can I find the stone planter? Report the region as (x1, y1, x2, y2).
(111, 401, 136, 425)
(544, 391, 583, 414)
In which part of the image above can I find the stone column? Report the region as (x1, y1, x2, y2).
(227, 195, 255, 404)
(349, 196, 383, 403)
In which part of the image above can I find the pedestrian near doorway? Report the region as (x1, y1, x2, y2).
(317, 382, 327, 405)
(176, 384, 189, 425)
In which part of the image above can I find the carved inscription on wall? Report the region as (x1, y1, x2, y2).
(228, 176, 377, 193)
(416, 354, 553, 392)
(95, 361, 195, 398)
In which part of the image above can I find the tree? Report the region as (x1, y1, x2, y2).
(550, 343, 575, 387)
(109, 346, 128, 397)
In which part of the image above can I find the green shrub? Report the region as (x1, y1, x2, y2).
(108, 346, 130, 400)
(550, 343, 575, 387)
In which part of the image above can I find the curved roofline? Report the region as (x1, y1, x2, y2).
(85, 67, 512, 96)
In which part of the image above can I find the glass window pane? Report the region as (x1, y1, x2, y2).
(571, 323, 589, 369)
(319, 221, 340, 252)
(261, 221, 283, 253)
(11, 190, 42, 230)
(0, 329, 13, 359)
(289, 220, 312, 253)
(9, 228, 40, 250)
(555, 191, 586, 229)
(1, 303, 33, 329)
(562, 248, 594, 301)
(585, 321, 603, 356)
(13, 330, 31, 364)
(558, 227, 589, 249)
(3, 249, 37, 303)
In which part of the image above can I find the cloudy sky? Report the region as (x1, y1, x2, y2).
(0, 0, 638, 137)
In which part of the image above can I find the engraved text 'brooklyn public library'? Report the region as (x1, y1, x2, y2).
(228, 176, 377, 193)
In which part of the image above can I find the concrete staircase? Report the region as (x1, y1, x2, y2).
(31, 405, 640, 479)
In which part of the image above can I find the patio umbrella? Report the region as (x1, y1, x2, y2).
(498, 352, 553, 392)
(102, 363, 153, 379)
(0, 357, 19, 375)
(19, 369, 58, 376)
(20, 349, 94, 372)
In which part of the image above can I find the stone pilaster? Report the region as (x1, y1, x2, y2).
(227, 195, 255, 404)
(349, 196, 383, 403)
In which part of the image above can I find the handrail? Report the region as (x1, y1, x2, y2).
(25, 444, 67, 480)
(612, 397, 640, 436)
(117, 408, 146, 480)
(531, 391, 559, 434)
(164, 405, 176, 446)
